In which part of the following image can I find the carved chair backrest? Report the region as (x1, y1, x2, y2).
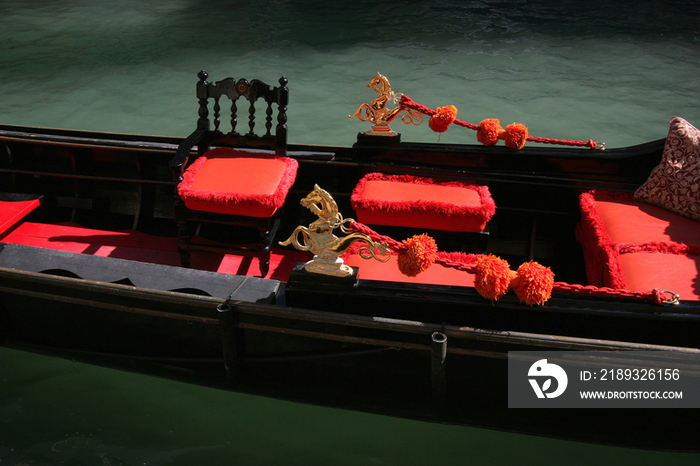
(194, 70, 288, 157)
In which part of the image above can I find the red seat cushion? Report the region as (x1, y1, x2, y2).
(178, 148, 298, 217)
(618, 252, 700, 299)
(351, 173, 496, 232)
(578, 190, 700, 300)
(591, 196, 700, 245)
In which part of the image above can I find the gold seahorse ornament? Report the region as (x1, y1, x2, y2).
(349, 72, 423, 136)
(279, 185, 390, 277)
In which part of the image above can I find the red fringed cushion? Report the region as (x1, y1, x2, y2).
(619, 252, 700, 298)
(178, 148, 298, 217)
(351, 173, 496, 233)
(581, 191, 700, 246)
(577, 190, 700, 299)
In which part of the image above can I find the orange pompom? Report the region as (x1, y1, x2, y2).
(397, 234, 438, 277)
(504, 123, 528, 150)
(473, 255, 515, 301)
(477, 119, 504, 146)
(428, 105, 458, 133)
(511, 261, 554, 305)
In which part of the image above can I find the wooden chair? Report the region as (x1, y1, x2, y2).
(169, 70, 297, 276)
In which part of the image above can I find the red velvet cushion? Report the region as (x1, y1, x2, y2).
(178, 148, 298, 217)
(351, 173, 496, 232)
(589, 193, 700, 245)
(578, 190, 700, 299)
(618, 252, 700, 300)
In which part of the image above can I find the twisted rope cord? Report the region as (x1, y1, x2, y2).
(350, 221, 666, 305)
(552, 282, 665, 305)
(351, 221, 406, 252)
(399, 95, 601, 149)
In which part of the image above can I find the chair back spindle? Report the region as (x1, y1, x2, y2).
(190, 70, 287, 158)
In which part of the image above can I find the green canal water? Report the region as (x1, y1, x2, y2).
(1, 1, 700, 464)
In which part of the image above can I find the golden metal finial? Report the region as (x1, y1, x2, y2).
(279, 185, 390, 277)
(349, 72, 423, 136)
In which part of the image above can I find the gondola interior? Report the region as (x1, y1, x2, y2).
(1, 72, 699, 452)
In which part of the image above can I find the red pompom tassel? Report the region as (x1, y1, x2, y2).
(397, 234, 438, 277)
(477, 119, 504, 146)
(428, 105, 458, 133)
(473, 256, 555, 305)
(511, 261, 554, 305)
(473, 255, 515, 301)
(504, 123, 529, 150)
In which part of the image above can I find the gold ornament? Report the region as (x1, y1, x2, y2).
(280, 185, 390, 277)
(349, 73, 423, 136)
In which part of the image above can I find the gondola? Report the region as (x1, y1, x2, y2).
(1, 72, 699, 452)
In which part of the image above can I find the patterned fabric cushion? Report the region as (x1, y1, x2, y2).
(634, 117, 700, 221)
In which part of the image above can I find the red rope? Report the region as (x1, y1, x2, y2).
(527, 136, 599, 149)
(350, 221, 407, 252)
(401, 95, 480, 131)
(399, 95, 601, 149)
(552, 282, 666, 305)
(350, 221, 666, 305)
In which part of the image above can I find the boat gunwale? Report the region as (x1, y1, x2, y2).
(1, 264, 698, 355)
(0, 123, 665, 158)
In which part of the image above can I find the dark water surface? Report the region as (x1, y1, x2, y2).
(3, 348, 700, 465)
(1, 1, 700, 464)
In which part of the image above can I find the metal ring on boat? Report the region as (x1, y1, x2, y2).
(661, 290, 680, 306)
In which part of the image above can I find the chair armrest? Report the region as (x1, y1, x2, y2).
(169, 129, 207, 179)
